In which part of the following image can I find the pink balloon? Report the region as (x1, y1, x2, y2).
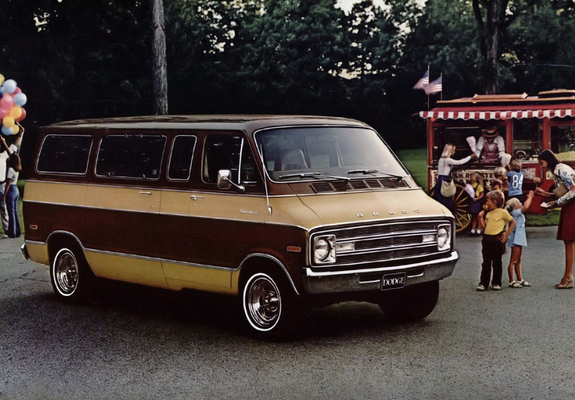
(0, 94, 14, 109)
(13, 87, 22, 95)
(0, 107, 9, 119)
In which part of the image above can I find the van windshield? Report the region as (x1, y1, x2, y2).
(255, 127, 407, 182)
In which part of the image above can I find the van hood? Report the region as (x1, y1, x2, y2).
(296, 188, 450, 228)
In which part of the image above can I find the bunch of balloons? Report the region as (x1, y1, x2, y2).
(0, 74, 27, 136)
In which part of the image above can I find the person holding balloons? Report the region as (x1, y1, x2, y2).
(0, 128, 22, 237)
(0, 134, 22, 238)
(0, 74, 27, 238)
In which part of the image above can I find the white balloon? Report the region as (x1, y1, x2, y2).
(2, 79, 17, 94)
(14, 93, 27, 106)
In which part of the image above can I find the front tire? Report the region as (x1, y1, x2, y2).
(378, 281, 440, 320)
(50, 245, 96, 304)
(242, 271, 301, 340)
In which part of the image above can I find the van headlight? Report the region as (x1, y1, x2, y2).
(437, 224, 451, 251)
(313, 235, 336, 264)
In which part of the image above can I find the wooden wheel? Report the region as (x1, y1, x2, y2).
(429, 182, 471, 233)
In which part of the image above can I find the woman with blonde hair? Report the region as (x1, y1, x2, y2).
(433, 143, 477, 209)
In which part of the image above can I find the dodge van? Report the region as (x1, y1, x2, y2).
(22, 115, 458, 339)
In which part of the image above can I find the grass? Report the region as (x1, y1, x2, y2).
(395, 147, 558, 227)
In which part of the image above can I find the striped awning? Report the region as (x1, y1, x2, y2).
(419, 109, 575, 120)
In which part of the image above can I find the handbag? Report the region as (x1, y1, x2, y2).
(553, 184, 568, 198)
(440, 179, 456, 197)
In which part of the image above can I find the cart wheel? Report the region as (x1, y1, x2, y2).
(429, 183, 471, 233)
(452, 183, 472, 232)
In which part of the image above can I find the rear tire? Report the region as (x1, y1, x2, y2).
(50, 245, 97, 304)
(241, 271, 302, 340)
(378, 281, 440, 320)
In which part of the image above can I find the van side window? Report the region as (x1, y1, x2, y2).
(96, 135, 166, 179)
(37, 135, 92, 175)
(203, 135, 257, 184)
(168, 135, 197, 181)
(203, 135, 242, 183)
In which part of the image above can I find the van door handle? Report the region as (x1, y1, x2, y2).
(190, 195, 205, 201)
(139, 191, 153, 195)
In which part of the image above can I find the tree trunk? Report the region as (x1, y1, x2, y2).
(151, 0, 168, 115)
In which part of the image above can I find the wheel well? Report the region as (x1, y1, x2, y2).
(238, 256, 299, 296)
(47, 233, 85, 264)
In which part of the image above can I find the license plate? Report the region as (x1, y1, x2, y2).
(381, 272, 406, 291)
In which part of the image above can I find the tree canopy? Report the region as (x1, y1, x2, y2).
(2, 0, 575, 160)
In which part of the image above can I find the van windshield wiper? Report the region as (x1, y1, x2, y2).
(348, 169, 404, 180)
(278, 172, 350, 181)
(278, 172, 322, 180)
(347, 169, 380, 175)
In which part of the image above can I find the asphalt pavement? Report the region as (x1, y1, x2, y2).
(1, 227, 575, 400)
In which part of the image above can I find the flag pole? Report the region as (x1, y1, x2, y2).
(440, 73, 443, 101)
(427, 65, 430, 110)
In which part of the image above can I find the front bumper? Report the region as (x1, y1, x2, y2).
(301, 251, 458, 294)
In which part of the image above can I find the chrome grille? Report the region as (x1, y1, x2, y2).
(310, 219, 451, 268)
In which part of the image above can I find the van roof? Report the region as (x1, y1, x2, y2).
(45, 114, 369, 132)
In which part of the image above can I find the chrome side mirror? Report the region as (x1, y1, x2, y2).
(217, 169, 245, 192)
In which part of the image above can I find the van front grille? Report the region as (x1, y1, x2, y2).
(309, 219, 451, 269)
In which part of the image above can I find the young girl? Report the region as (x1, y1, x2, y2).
(506, 190, 535, 288)
(476, 190, 516, 291)
(468, 172, 485, 235)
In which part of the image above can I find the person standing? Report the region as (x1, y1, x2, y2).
(475, 126, 505, 162)
(0, 129, 22, 237)
(433, 143, 477, 209)
(476, 190, 516, 291)
(506, 159, 524, 203)
(505, 190, 535, 288)
(536, 150, 575, 289)
(0, 149, 22, 238)
(468, 172, 485, 235)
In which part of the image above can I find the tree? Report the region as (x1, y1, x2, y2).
(151, 0, 169, 114)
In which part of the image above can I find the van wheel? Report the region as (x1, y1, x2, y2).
(378, 281, 439, 320)
(242, 271, 301, 340)
(50, 246, 96, 304)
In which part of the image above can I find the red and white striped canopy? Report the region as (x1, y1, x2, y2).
(419, 109, 575, 120)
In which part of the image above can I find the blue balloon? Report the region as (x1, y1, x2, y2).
(14, 93, 26, 106)
(1, 126, 14, 136)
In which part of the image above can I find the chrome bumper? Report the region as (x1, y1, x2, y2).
(301, 251, 458, 294)
(20, 243, 30, 260)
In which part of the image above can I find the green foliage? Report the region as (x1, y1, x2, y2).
(4, 0, 575, 166)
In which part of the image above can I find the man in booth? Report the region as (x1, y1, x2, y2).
(475, 126, 505, 162)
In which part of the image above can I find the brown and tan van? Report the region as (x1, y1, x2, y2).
(22, 115, 458, 339)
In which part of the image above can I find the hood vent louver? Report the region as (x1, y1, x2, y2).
(310, 178, 407, 193)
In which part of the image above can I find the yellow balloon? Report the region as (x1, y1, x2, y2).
(11, 124, 19, 135)
(3, 116, 15, 128)
(9, 106, 22, 120)
(0, 74, 4, 86)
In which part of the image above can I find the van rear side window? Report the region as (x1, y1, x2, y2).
(37, 135, 92, 175)
(96, 135, 166, 179)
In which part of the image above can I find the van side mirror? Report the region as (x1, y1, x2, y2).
(217, 169, 245, 193)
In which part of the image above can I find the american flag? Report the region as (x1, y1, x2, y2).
(413, 70, 429, 90)
(425, 76, 442, 95)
